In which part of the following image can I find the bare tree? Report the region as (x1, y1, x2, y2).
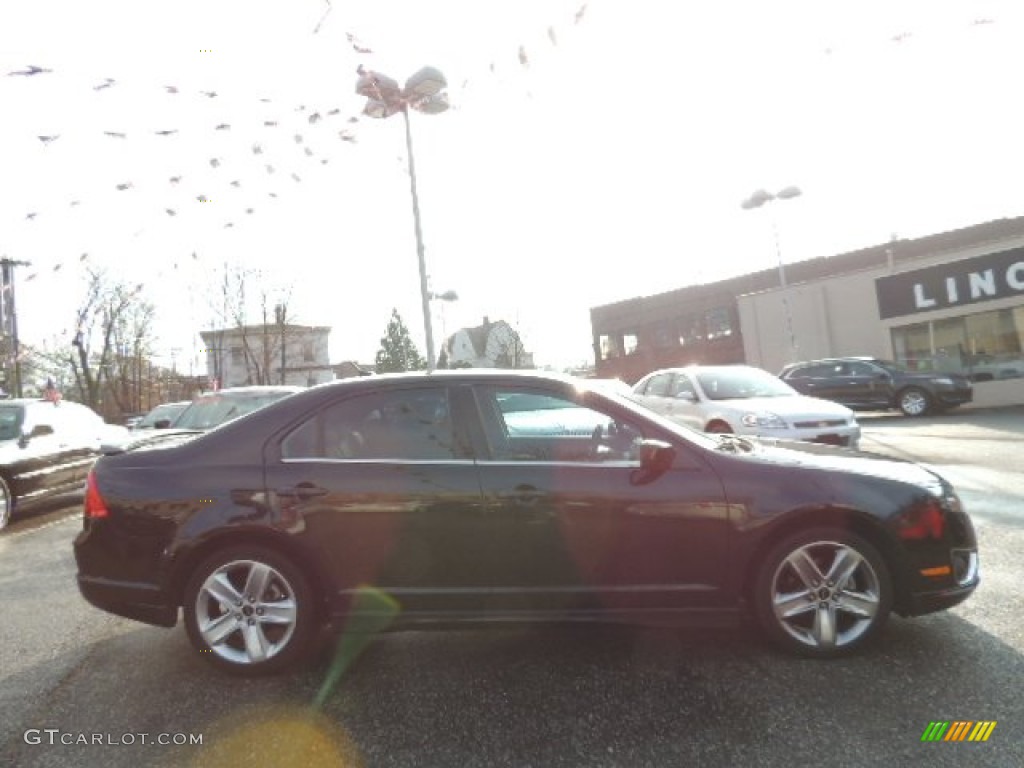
(68, 269, 154, 412)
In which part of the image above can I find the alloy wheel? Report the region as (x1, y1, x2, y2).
(899, 388, 930, 417)
(768, 540, 882, 651)
(193, 559, 299, 666)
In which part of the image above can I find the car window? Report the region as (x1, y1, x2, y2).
(644, 373, 673, 397)
(846, 362, 877, 376)
(479, 386, 643, 463)
(0, 406, 25, 441)
(694, 369, 798, 400)
(671, 375, 696, 398)
(281, 387, 460, 461)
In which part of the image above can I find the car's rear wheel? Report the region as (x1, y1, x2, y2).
(183, 546, 316, 675)
(897, 387, 931, 417)
(0, 476, 12, 530)
(754, 528, 892, 658)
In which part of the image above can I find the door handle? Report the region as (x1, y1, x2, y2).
(278, 483, 328, 500)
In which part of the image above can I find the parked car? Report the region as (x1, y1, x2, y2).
(167, 386, 303, 431)
(74, 371, 978, 674)
(133, 401, 191, 430)
(778, 357, 974, 416)
(0, 398, 130, 529)
(631, 365, 860, 447)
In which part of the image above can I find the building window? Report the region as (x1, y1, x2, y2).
(599, 334, 620, 360)
(230, 346, 244, 365)
(623, 334, 639, 355)
(678, 313, 705, 346)
(705, 307, 734, 340)
(303, 340, 315, 362)
(891, 307, 1024, 381)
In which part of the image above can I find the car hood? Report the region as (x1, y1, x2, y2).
(746, 438, 945, 493)
(709, 395, 853, 420)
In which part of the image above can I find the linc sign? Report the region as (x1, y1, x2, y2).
(875, 246, 1024, 319)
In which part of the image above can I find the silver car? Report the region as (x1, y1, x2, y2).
(632, 365, 860, 447)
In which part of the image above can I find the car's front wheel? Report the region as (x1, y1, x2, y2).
(897, 387, 932, 417)
(183, 546, 317, 675)
(753, 528, 893, 658)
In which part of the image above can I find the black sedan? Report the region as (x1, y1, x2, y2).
(74, 371, 979, 674)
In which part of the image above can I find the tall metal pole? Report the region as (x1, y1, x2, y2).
(402, 105, 436, 372)
(770, 216, 798, 362)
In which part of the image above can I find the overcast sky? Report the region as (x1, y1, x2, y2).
(2, 0, 1022, 378)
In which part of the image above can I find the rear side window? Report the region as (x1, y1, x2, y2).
(281, 388, 461, 461)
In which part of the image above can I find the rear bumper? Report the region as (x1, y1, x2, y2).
(76, 574, 178, 628)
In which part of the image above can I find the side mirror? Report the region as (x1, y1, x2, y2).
(631, 439, 676, 485)
(154, 419, 171, 429)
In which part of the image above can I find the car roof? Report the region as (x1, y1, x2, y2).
(639, 365, 766, 377)
(786, 357, 879, 366)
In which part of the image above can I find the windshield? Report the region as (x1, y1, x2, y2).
(695, 369, 798, 400)
(172, 393, 292, 430)
(137, 403, 188, 429)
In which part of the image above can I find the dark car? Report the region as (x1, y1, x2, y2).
(0, 399, 129, 529)
(74, 371, 979, 674)
(166, 386, 303, 430)
(779, 357, 974, 416)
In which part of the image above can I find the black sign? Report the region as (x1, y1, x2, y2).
(875, 246, 1024, 319)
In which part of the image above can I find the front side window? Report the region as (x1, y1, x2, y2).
(282, 387, 458, 461)
(480, 387, 643, 463)
(643, 373, 673, 397)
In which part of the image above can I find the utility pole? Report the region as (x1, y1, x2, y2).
(1, 258, 31, 397)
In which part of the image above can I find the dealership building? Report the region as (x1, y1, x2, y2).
(591, 216, 1024, 409)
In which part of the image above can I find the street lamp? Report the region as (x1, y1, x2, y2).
(741, 186, 802, 362)
(357, 66, 450, 371)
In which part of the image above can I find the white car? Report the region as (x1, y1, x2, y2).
(632, 365, 861, 448)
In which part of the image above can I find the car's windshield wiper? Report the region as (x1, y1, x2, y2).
(715, 434, 755, 452)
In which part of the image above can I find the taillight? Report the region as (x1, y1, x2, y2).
(84, 470, 109, 519)
(898, 498, 945, 540)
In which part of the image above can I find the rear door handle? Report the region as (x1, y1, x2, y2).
(278, 483, 328, 500)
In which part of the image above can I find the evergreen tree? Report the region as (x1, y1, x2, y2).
(374, 309, 427, 372)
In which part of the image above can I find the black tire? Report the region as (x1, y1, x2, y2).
(0, 476, 12, 530)
(897, 387, 932, 417)
(705, 420, 732, 434)
(753, 527, 893, 658)
(183, 545, 317, 675)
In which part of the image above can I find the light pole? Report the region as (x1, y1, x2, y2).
(741, 186, 802, 362)
(356, 66, 450, 371)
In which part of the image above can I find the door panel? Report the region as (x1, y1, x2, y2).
(473, 384, 730, 615)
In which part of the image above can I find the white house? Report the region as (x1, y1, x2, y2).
(438, 317, 534, 369)
(200, 323, 334, 388)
